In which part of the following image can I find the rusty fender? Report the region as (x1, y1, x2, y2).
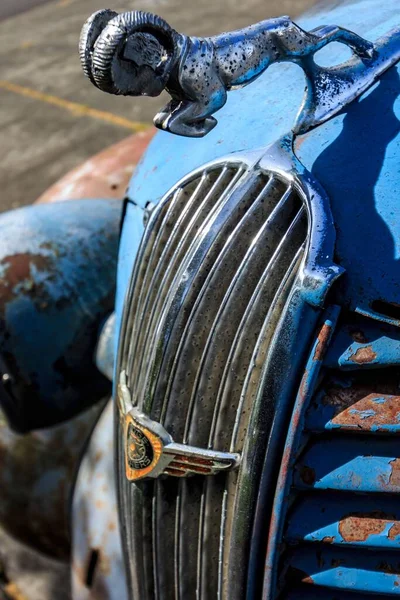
(0, 199, 123, 432)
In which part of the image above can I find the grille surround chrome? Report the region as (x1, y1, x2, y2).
(115, 138, 343, 600)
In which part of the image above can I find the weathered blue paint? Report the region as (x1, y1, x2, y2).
(324, 319, 400, 369)
(294, 437, 400, 493)
(287, 494, 400, 548)
(0, 199, 122, 432)
(262, 306, 340, 598)
(287, 546, 400, 594)
(114, 202, 144, 373)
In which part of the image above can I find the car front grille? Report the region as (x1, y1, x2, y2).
(116, 157, 308, 600)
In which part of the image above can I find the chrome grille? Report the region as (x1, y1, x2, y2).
(117, 158, 308, 599)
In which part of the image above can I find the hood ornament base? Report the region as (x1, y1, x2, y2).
(118, 373, 240, 482)
(80, 10, 400, 138)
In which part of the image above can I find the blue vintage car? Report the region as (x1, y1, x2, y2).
(1, 0, 400, 598)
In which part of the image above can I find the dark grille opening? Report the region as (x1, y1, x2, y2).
(371, 299, 400, 322)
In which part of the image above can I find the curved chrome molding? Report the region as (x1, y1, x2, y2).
(259, 135, 345, 306)
(80, 10, 400, 137)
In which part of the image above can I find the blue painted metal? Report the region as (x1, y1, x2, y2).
(114, 202, 144, 371)
(286, 494, 400, 548)
(0, 199, 122, 432)
(325, 318, 400, 369)
(287, 546, 400, 595)
(294, 437, 400, 493)
(262, 306, 340, 599)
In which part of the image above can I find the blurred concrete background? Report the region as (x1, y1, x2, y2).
(0, 0, 320, 212)
(0, 0, 319, 598)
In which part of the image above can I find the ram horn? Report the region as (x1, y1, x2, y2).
(81, 10, 178, 95)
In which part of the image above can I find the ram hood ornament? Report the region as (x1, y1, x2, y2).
(118, 373, 240, 481)
(80, 9, 400, 138)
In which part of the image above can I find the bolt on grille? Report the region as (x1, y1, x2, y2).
(117, 158, 308, 600)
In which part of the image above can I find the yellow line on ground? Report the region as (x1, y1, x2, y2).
(0, 80, 150, 133)
(3, 582, 29, 600)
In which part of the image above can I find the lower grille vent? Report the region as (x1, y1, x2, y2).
(275, 367, 400, 599)
(117, 158, 308, 599)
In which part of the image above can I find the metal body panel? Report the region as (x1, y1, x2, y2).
(0, 199, 122, 432)
(72, 402, 128, 600)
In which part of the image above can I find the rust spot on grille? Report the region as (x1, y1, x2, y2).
(313, 323, 332, 361)
(349, 345, 377, 364)
(388, 523, 400, 540)
(339, 511, 395, 542)
(389, 458, 400, 488)
(300, 465, 315, 485)
(329, 393, 400, 431)
(322, 536, 335, 543)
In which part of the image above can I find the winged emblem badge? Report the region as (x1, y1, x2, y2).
(118, 372, 240, 482)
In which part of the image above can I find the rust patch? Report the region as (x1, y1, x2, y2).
(388, 523, 400, 540)
(300, 465, 316, 486)
(339, 511, 395, 543)
(349, 345, 377, 364)
(313, 323, 332, 361)
(0, 251, 65, 318)
(318, 369, 400, 428)
(330, 393, 400, 431)
(322, 536, 335, 544)
(389, 458, 400, 488)
(298, 371, 308, 401)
